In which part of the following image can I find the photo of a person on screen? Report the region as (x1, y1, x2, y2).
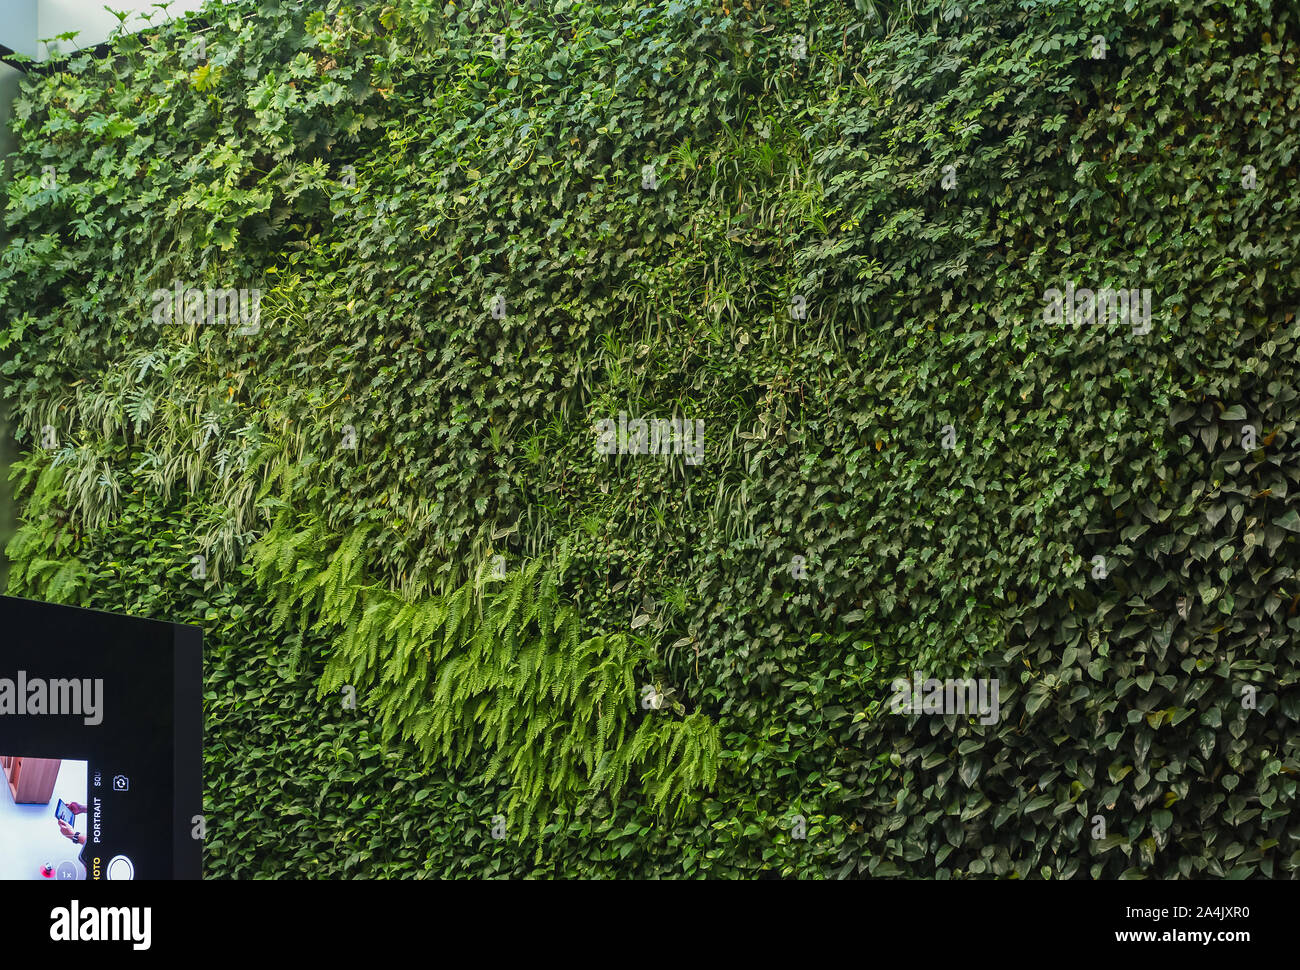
(57, 801, 87, 849)
(53, 800, 89, 879)
(0, 757, 90, 880)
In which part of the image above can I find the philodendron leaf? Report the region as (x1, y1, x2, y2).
(1276, 509, 1300, 533)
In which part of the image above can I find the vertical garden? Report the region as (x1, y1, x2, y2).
(1, 0, 1298, 877)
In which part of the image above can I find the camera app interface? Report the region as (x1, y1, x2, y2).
(0, 597, 202, 879)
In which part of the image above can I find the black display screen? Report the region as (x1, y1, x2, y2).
(0, 596, 201, 880)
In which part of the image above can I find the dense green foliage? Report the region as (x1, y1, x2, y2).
(2, 0, 1298, 877)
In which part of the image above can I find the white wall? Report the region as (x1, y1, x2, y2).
(0, 0, 38, 56)
(36, 0, 212, 59)
(1, 0, 214, 61)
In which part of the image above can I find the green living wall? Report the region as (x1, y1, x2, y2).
(2, 0, 1298, 877)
